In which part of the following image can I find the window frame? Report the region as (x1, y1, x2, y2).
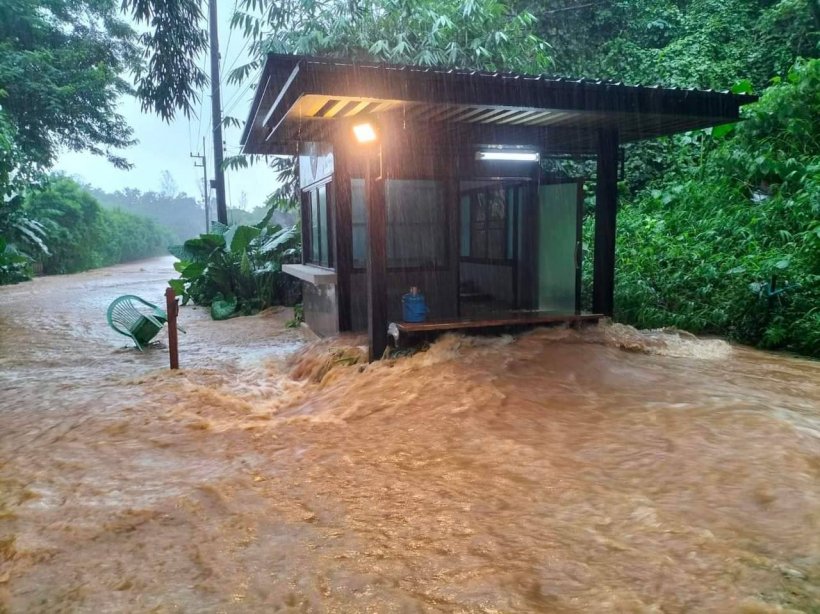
(302, 180, 334, 269)
(459, 181, 520, 266)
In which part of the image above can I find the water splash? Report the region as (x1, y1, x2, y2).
(1, 258, 819, 612)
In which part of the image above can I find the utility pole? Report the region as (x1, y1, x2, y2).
(190, 138, 210, 232)
(208, 0, 227, 225)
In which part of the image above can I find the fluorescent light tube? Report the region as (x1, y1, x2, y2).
(476, 150, 540, 162)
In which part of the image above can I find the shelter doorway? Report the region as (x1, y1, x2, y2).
(457, 178, 583, 318)
(458, 180, 526, 317)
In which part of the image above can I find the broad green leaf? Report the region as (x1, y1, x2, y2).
(182, 234, 226, 261)
(730, 79, 753, 95)
(227, 225, 262, 254)
(211, 294, 238, 320)
(257, 225, 297, 255)
(168, 278, 187, 300)
(181, 261, 206, 279)
(711, 123, 736, 139)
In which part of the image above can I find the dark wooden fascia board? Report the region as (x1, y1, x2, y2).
(294, 60, 752, 122)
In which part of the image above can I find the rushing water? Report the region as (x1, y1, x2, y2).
(1, 257, 818, 613)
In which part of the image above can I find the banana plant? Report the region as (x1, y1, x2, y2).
(169, 213, 301, 320)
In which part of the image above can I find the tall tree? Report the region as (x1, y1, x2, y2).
(520, 0, 818, 89)
(0, 0, 141, 169)
(225, 0, 553, 203)
(122, 0, 209, 121)
(230, 0, 552, 84)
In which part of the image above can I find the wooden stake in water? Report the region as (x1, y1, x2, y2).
(165, 287, 180, 370)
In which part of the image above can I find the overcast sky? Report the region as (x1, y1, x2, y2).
(55, 1, 279, 210)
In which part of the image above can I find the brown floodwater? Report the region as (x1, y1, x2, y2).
(1, 257, 818, 613)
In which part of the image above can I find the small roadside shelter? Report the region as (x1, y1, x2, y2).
(241, 54, 756, 359)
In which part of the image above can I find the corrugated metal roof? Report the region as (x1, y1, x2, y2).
(241, 54, 757, 155)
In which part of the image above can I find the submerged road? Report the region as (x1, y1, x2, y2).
(1, 257, 819, 612)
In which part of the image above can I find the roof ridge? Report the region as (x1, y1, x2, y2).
(268, 52, 756, 99)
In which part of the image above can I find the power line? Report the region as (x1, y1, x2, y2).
(222, 67, 262, 119)
(187, 115, 193, 156)
(195, 34, 210, 159)
(222, 38, 251, 87)
(220, 0, 241, 86)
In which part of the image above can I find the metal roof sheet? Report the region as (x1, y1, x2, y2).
(241, 54, 757, 155)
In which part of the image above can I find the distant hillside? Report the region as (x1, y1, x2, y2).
(84, 187, 296, 244)
(86, 187, 205, 244)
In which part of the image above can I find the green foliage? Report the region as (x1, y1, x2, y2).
(226, 0, 553, 205)
(0, 0, 211, 285)
(84, 182, 297, 244)
(232, 0, 551, 77)
(286, 303, 304, 328)
(523, 0, 819, 195)
(613, 58, 820, 357)
(609, 0, 814, 90)
(88, 185, 207, 244)
(523, 0, 817, 90)
(0, 106, 45, 284)
(23, 177, 173, 276)
(122, 0, 209, 121)
(169, 214, 301, 320)
(0, 0, 139, 169)
(225, 199, 298, 227)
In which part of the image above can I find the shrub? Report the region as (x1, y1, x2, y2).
(613, 58, 819, 357)
(169, 212, 302, 319)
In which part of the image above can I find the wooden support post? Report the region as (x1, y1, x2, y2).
(518, 181, 539, 311)
(334, 153, 353, 331)
(592, 129, 619, 317)
(365, 154, 388, 361)
(165, 287, 180, 370)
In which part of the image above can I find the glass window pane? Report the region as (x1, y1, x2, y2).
(472, 229, 487, 259)
(351, 178, 366, 268)
(507, 188, 515, 260)
(310, 191, 320, 263)
(460, 196, 471, 257)
(318, 184, 329, 266)
(385, 180, 445, 268)
(474, 194, 487, 222)
(488, 228, 505, 260)
(488, 191, 505, 222)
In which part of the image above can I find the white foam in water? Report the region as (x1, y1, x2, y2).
(525, 321, 733, 359)
(2, 258, 819, 613)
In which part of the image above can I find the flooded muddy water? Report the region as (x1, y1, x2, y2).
(1, 257, 819, 612)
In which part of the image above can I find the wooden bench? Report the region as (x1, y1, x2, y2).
(388, 313, 603, 347)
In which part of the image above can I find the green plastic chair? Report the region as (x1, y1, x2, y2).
(106, 295, 171, 351)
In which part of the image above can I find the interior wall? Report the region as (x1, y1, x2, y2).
(459, 262, 515, 309)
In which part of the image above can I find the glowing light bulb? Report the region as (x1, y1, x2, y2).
(352, 122, 378, 144)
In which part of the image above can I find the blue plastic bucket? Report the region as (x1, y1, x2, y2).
(402, 292, 428, 323)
